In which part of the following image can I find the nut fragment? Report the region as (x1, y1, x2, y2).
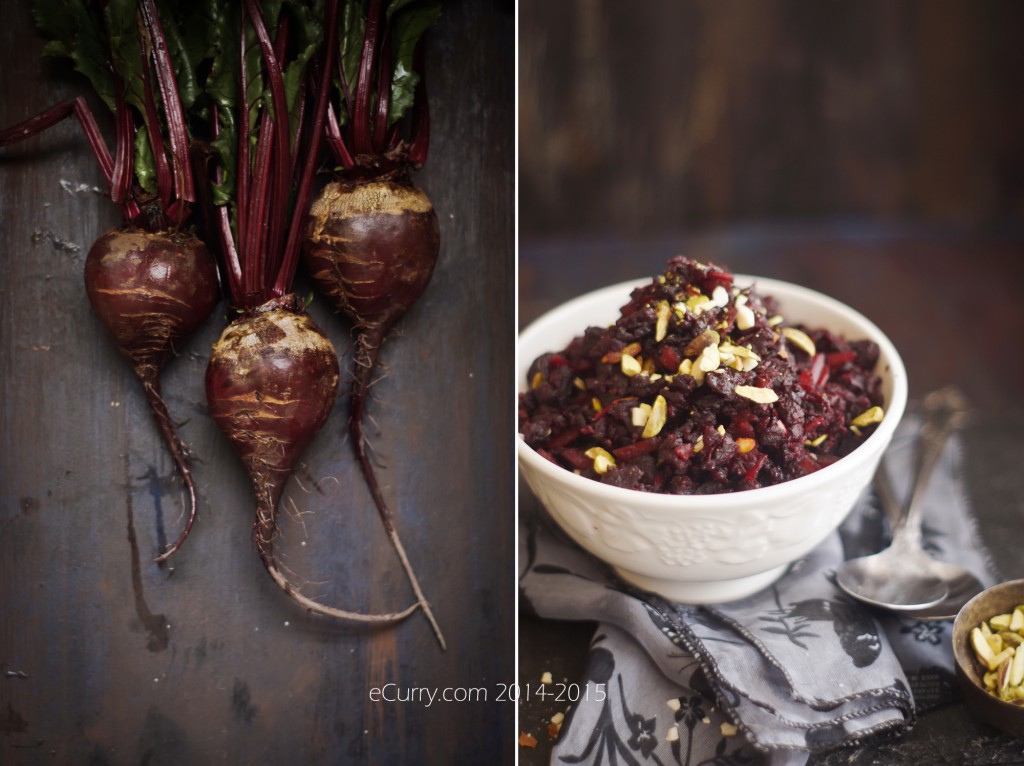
(851, 405, 884, 428)
(970, 609, 1024, 702)
(584, 447, 616, 474)
(655, 301, 671, 342)
(683, 329, 720, 358)
(531, 371, 543, 390)
(621, 353, 642, 377)
(642, 395, 668, 438)
(735, 297, 756, 331)
(632, 403, 652, 427)
(734, 385, 779, 404)
(781, 326, 817, 356)
(736, 437, 756, 454)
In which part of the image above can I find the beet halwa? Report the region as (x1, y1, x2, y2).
(518, 258, 885, 494)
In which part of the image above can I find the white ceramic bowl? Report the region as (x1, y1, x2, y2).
(517, 275, 908, 604)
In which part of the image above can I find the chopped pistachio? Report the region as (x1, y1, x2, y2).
(686, 294, 711, 314)
(768, 314, 784, 326)
(642, 395, 668, 438)
(530, 371, 543, 390)
(655, 301, 672, 342)
(592, 398, 603, 412)
(698, 343, 721, 373)
(804, 433, 828, 447)
(851, 405, 884, 428)
(632, 403, 652, 428)
(710, 285, 730, 307)
(678, 358, 694, 376)
(781, 326, 817, 356)
(736, 437, 756, 454)
(972, 627, 997, 667)
(991, 613, 1013, 631)
(621, 353, 642, 377)
(716, 424, 726, 435)
(683, 329, 720, 358)
(693, 435, 705, 454)
(1011, 607, 1024, 632)
(734, 385, 779, 404)
(736, 302, 756, 330)
(573, 377, 587, 391)
(584, 447, 617, 474)
(1011, 645, 1024, 686)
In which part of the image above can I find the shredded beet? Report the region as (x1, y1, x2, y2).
(518, 257, 885, 494)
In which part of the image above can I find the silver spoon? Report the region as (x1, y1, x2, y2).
(837, 388, 974, 611)
(871, 462, 985, 620)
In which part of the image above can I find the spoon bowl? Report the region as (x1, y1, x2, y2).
(837, 388, 981, 615)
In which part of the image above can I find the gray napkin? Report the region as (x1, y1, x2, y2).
(519, 415, 999, 765)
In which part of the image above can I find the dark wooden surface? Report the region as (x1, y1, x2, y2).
(0, 1, 514, 764)
(519, 0, 1024, 237)
(517, 230, 1024, 764)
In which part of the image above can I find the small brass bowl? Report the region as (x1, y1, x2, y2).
(953, 578, 1024, 737)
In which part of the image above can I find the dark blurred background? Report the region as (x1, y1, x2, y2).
(520, 0, 1024, 238)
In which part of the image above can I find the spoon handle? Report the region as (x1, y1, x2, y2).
(889, 387, 968, 547)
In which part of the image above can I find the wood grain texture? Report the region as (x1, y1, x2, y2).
(0, 1, 514, 763)
(519, 0, 1024, 237)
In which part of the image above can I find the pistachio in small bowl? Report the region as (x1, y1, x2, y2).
(953, 579, 1024, 736)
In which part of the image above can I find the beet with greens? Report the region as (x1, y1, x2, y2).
(301, 0, 444, 648)
(202, 0, 419, 626)
(1, 0, 220, 561)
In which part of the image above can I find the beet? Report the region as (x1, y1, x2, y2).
(204, 295, 416, 622)
(303, 171, 444, 645)
(85, 226, 219, 559)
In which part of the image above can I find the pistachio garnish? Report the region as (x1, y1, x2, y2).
(632, 403, 652, 427)
(851, 405, 884, 428)
(734, 385, 779, 404)
(734, 294, 755, 331)
(655, 301, 671, 342)
(683, 329, 720, 358)
(621, 353, 642, 377)
(531, 371, 543, 390)
(781, 326, 817, 357)
(736, 437, 756, 454)
(642, 395, 668, 438)
(803, 434, 827, 447)
(970, 607, 1024, 702)
(584, 447, 616, 474)
(573, 377, 587, 391)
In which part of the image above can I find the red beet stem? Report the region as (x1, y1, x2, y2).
(134, 363, 198, 563)
(350, 328, 447, 650)
(139, 0, 196, 206)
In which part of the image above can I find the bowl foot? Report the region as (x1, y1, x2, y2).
(613, 564, 789, 604)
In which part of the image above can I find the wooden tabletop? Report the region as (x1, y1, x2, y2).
(0, 3, 514, 764)
(517, 227, 1024, 764)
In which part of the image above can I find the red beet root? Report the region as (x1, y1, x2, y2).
(205, 295, 418, 623)
(304, 172, 444, 644)
(85, 227, 219, 561)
